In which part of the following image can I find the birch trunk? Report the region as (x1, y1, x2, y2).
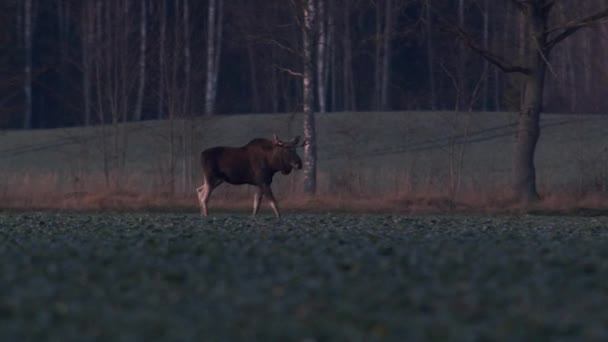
(204, 0, 223, 115)
(302, 0, 317, 194)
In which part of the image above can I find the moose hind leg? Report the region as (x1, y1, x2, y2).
(197, 182, 214, 217)
(197, 184, 208, 217)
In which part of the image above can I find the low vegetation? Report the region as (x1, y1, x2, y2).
(0, 212, 606, 340)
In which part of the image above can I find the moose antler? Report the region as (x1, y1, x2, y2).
(272, 133, 290, 147)
(273, 133, 305, 147)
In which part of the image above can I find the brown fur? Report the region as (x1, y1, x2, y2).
(197, 136, 303, 218)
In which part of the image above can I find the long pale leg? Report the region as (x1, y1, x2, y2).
(252, 187, 264, 218)
(197, 182, 210, 217)
(263, 185, 281, 219)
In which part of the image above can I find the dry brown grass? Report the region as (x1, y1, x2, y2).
(3, 172, 608, 215)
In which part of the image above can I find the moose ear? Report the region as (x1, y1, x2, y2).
(291, 136, 301, 145)
(272, 133, 279, 145)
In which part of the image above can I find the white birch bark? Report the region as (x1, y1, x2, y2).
(204, 0, 223, 115)
(204, 0, 217, 115)
(303, 0, 317, 194)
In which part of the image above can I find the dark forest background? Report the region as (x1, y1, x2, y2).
(1, 0, 607, 130)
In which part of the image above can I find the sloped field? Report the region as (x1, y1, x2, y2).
(2, 112, 608, 210)
(0, 211, 607, 340)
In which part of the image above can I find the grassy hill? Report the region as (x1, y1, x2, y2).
(2, 111, 608, 211)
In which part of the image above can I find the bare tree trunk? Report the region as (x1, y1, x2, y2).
(213, 0, 223, 105)
(158, 0, 166, 119)
(517, 5, 527, 109)
(247, 42, 260, 112)
(93, 2, 110, 186)
(316, 0, 326, 113)
(82, 2, 93, 126)
(458, 1, 608, 201)
(204, 0, 217, 115)
(270, 47, 279, 113)
(342, 0, 355, 111)
(134, 0, 147, 121)
(57, 0, 70, 123)
(204, 0, 223, 115)
(23, 0, 33, 129)
(302, 0, 317, 194)
(380, 0, 393, 110)
(329, 7, 337, 112)
(457, 0, 466, 111)
(481, 0, 489, 111)
(373, 1, 382, 110)
(116, 0, 130, 185)
(425, 0, 437, 110)
(182, 0, 192, 193)
(183, 0, 191, 117)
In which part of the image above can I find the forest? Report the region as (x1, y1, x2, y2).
(1, 0, 608, 130)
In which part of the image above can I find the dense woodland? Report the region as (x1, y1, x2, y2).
(1, 0, 608, 130)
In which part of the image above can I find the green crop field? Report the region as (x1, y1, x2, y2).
(1, 111, 608, 210)
(0, 212, 607, 340)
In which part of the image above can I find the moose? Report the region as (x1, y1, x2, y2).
(196, 134, 305, 218)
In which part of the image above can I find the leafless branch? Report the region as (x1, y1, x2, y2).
(452, 25, 532, 75)
(273, 64, 303, 77)
(545, 7, 608, 52)
(509, 0, 527, 12)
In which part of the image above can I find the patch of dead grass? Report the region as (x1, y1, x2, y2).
(2, 173, 608, 215)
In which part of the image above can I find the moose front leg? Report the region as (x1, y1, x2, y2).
(262, 184, 281, 219)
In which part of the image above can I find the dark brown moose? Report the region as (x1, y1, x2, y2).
(197, 135, 304, 218)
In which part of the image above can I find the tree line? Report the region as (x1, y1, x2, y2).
(1, 0, 607, 129)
